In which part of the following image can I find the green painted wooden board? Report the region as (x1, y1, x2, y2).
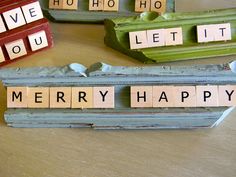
(1, 62, 235, 129)
(104, 8, 236, 63)
(39, 0, 175, 23)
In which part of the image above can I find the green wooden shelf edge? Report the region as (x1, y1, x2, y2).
(104, 8, 236, 63)
(39, 0, 175, 23)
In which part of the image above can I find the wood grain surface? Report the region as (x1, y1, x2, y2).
(0, 0, 236, 176)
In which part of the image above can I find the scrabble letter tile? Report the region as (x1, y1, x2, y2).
(28, 87, 49, 108)
(104, 0, 119, 11)
(131, 86, 152, 108)
(218, 85, 236, 106)
(72, 87, 93, 108)
(89, 0, 103, 11)
(153, 86, 174, 107)
(174, 86, 197, 107)
(0, 15, 6, 33)
(28, 31, 48, 51)
(3, 7, 26, 30)
(49, 0, 63, 9)
(196, 85, 218, 107)
(197, 25, 215, 43)
(93, 87, 115, 108)
(165, 27, 183, 46)
(5, 39, 27, 60)
(7, 87, 28, 108)
(135, 0, 150, 12)
(63, 0, 78, 10)
(214, 23, 232, 42)
(0, 47, 5, 63)
(129, 31, 148, 49)
(21, 1, 44, 24)
(147, 29, 165, 48)
(50, 87, 71, 108)
(151, 0, 166, 13)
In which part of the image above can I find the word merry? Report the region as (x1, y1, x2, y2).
(7, 87, 115, 109)
(49, 0, 119, 11)
(129, 23, 232, 49)
(131, 85, 236, 108)
(0, 1, 43, 32)
(135, 0, 166, 13)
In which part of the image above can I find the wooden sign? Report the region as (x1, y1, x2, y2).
(0, 0, 53, 67)
(104, 8, 236, 63)
(0, 62, 236, 129)
(39, 0, 175, 23)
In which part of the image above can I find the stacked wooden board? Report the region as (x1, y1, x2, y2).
(0, 0, 53, 67)
(0, 62, 235, 129)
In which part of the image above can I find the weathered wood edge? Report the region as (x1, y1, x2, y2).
(4, 107, 231, 129)
(104, 8, 236, 63)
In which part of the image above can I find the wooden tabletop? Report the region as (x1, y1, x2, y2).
(0, 0, 236, 176)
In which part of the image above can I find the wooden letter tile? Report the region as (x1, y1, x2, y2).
(63, 0, 78, 10)
(135, 0, 150, 12)
(5, 39, 27, 60)
(153, 86, 174, 107)
(50, 87, 72, 108)
(49, 0, 63, 9)
(197, 25, 215, 43)
(165, 27, 183, 46)
(72, 87, 93, 108)
(129, 31, 148, 49)
(0, 47, 5, 63)
(147, 29, 165, 48)
(21, 1, 44, 24)
(89, 0, 103, 11)
(93, 87, 115, 108)
(28, 87, 49, 108)
(131, 86, 152, 108)
(7, 87, 28, 108)
(174, 86, 197, 107)
(214, 23, 232, 42)
(28, 31, 49, 51)
(103, 0, 119, 11)
(0, 15, 6, 33)
(196, 85, 219, 107)
(3, 7, 26, 30)
(218, 85, 236, 106)
(151, 0, 166, 13)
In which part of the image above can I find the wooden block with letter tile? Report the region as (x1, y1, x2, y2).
(93, 86, 115, 108)
(103, 0, 119, 11)
(151, 0, 166, 13)
(196, 85, 219, 107)
(131, 86, 152, 108)
(28, 87, 50, 108)
(72, 87, 93, 108)
(50, 87, 72, 108)
(153, 86, 174, 107)
(7, 87, 28, 108)
(218, 85, 236, 106)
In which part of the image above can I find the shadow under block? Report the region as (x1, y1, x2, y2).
(0, 19, 53, 67)
(1, 62, 236, 129)
(40, 0, 175, 23)
(104, 8, 236, 63)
